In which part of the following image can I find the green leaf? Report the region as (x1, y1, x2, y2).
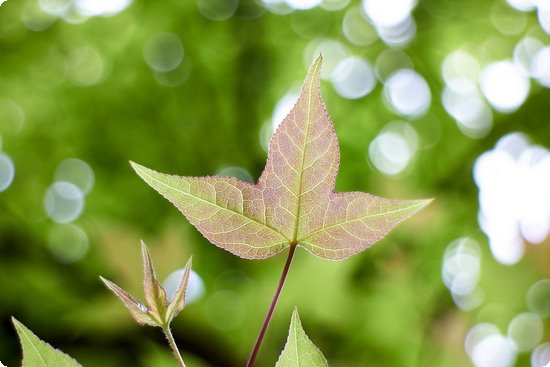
(165, 256, 192, 324)
(12, 318, 82, 367)
(141, 241, 168, 321)
(275, 308, 328, 367)
(131, 56, 431, 260)
(99, 276, 158, 326)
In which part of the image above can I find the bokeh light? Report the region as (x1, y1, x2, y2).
(384, 69, 431, 118)
(532, 343, 550, 367)
(37, 0, 132, 20)
(474, 133, 550, 264)
(331, 56, 376, 99)
(513, 37, 544, 77)
(143, 33, 184, 73)
(465, 323, 517, 367)
(374, 49, 412, 82)
(527, 279, 550, 317)
(0, 152, 15, 192)
(153, 58, 192, 87)
(44, 181, 85, 224)
(532, 47, 550, 87)
(507, 312, 543, 352)
(66, 47, 105, 87)
(490, 1, 527, 35)
(442, 84, 492, 139)
(376, 16, 416, 47)
(260, 0, 293, 15)
(47, 224, 89, 263)
(442, 237, 484, 311)
(163, 268, 205, 305)
(538, 4, 550, 35)
(368, 121, 418, 176)
(197, 0, 239, 21)
(480, 60, 530, 113)
(73, 0, 132, 17)
(342, 6, 377, 46)
(22, 1, 57, 31)
(55, 158, 95, 194)
(285, 0, 322, 10)
(361, 0, 416, 28)
(442, 50, 481, 86)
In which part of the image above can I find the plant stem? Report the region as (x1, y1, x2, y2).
(246, 244, 297, 367)
(163, 325, 186, 367)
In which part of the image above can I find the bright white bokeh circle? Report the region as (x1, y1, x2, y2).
(0, 152, 15, 192)
(480, 61, 529, 113)
(331, 56, 376, 99)
(164, 268, 205, 305)
(44, 181, 84, 223)
(361, 0, 416, 28)
(384, 69, 431, 118)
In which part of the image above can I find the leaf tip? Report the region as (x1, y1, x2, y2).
(11, 316, 22, 330)
(309, 54, 323, 79)
(416, 198, 434, 210)
(130, 161, 156, 178)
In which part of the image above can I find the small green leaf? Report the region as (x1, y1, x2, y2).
(165, 256, 192, 323)
(141, 241, 169, 321)
(12, 318, 82, 367)
(99, 276, 158, 326)
(275, 308, 329, 367)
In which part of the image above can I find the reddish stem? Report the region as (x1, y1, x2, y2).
(246, 244, 297, 367)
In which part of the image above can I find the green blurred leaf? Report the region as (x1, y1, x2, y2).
(275, 308, 328, 367)
(12, 318, 82, 367)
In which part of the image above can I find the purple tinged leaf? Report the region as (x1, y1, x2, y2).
(131, 55, 432, 260)
(141, 241, 168, 322)
(165, 257, 192, 323)
(99, 276, 157, 326)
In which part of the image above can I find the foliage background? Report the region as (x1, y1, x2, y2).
(1, 0, 549, 366)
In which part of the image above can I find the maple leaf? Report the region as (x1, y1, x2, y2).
(131, 56, 431, 260)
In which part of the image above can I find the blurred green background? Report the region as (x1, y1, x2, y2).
(1, 0, 550, 366)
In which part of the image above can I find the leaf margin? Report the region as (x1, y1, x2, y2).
(275, 307, 329, 367)
(12, 317, 82, 367)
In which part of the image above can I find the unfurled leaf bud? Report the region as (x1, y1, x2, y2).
(100, 241, 193, 328)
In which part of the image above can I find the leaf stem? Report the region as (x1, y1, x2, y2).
(163, 325, 186, 367)
(246, 244, 297, 367)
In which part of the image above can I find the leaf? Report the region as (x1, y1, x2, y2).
(99, 276, 158, 326)
(275, 308, 328, 367)
(141, 241, 168, 320)
(131, 56, 431, 260)
(12, 318, 82, 367)
(165, 256, 192, 323)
